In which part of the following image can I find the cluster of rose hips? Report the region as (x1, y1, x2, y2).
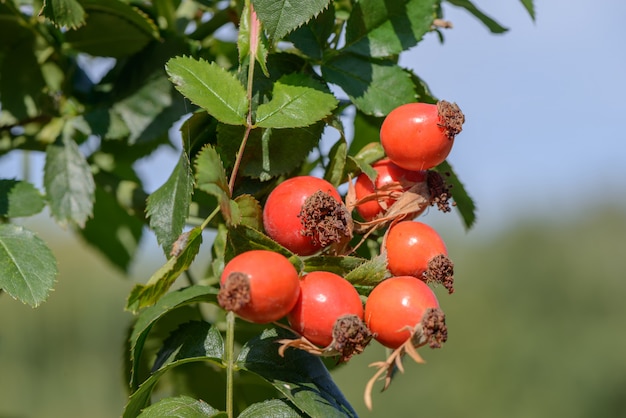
(218, 100, 464, 408)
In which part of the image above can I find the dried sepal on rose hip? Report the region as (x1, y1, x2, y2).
(263, 176, 352, 256)
(218, 250, 300, 324)
(380, 100, 465, 171)
(385, 221, 455, 294)
(278, 271, 372, 362)
(363, 276, 448, 410)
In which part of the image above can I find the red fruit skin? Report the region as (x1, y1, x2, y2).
(365, 276, 440, 349)
(263, 176, 342, 256)
(386, 221, 447, 278)
(380, 103, 453, 171)
(354, 159, 426, 221)
(288, 271, 363, 347)
(220, 250, 300, 323)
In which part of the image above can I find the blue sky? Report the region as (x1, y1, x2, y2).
(2, 0, 624, 240)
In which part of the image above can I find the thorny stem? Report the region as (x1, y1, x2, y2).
(225, 311, 236, 418)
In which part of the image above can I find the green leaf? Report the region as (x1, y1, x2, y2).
(255, 73, 338, 128)
(324, 137, 348, 188)
(304, 255, 366, 276)
(166, 57, 248, 125)
(147, 152, 194, 256)
(519, 0, 536, 20)
(234, 194, 263, 231)
(124, 321, 224, 418)
(44, 131, 95, 228)
(239, 399, 302, 418)
(344, 0, 438, 57)
(226, 225, 303, 272)
(194, 145, 237, 223)
(217, 122, 324, 179)
(0, 180, 45, 218)
(435, 160, 477, 229)
(446, 0, 508, 34)
(348, 111, 383, 156)
(137, 395, 224, 418)
(237, 327, 358, 418)
(64, 0, 159, 57)
(251, 0, 332, 40)
(0, 224, 58, 307)
(126, 227, 203, 313)
(322, 54, 415, 116)
(344, 254, 387, 288)
(41, 0, 86, 29)
(288, 5, 335, 60)
(129, 285, 219, 389)
(81, 183, 143, 271)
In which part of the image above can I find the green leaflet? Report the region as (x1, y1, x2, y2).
(0, 224, 58, 307)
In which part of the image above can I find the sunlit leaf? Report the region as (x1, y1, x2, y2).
(166, 57, 248, 125)
(239, 399, 302, 417)
(0, 224, 57, 307)
(251, 0, 332, 40)
(255, 73, 338, 128)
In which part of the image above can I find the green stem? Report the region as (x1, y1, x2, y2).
(224, 311, 236, 418)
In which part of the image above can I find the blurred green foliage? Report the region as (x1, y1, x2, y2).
(1, 206, 626, 417)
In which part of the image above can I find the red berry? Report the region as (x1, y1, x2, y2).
(288, 271, 363, 347)
(364, 276, 440, 349)
(354, 159, 426, 221)
(263, 176, 344, 256)
(218, 250, 300, 323)
(380, 101, 464, 171)
(385, 221, 447, 278)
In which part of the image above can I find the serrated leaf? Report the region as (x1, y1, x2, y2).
(239, 399, 302, 418)
(81, 183, 143, 271)
(255, 73, 338, 128)
(194, 145, 236, 223)
(0, 224, 58, 307)
(166, 57, 248, 125)
(64, 0, 159, 57)
(137, 395, 223, 418)
(288, 5, 335, 60)
(124, 321, 224, 418)
(251, 0, 331, 40)
(129, 285, 219, 389)
(322, 54, 415, 116)
(344, 254, 387, 288)
(44, 131, 95, 228)
(519, 0, 536, 20)
(126, 227, 203, 313)
(40, 0, 86, 29)
(217, 122, 323, 179)
(446, 0, 508, 34)
(234, 194, 263, 230)
(0, 179, 45, 218)
(226, 225, 303, 272)
(147, 152, 194, 256)
(435, 160, 477, 229)
(237, 327, 358, 418)
(344, 0, 438, 57)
